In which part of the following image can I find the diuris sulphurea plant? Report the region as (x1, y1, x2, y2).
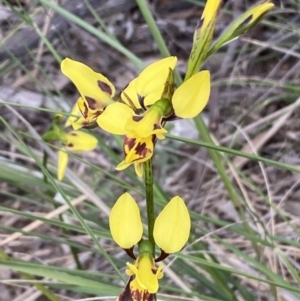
(41, 1, 273, 300)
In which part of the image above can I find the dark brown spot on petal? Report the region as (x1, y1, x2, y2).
(85, 96, 98, 110)
(132, 115, 143, 122)
(69, 132, 77, 136)
(135, 142, 148, 157)
(67, 143, 74, 147)
(98, 80, 112, 95)
(135, 142, 146, 154)
(125, 136, 137, 150)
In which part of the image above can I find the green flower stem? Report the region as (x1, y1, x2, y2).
(144, 159, 155, 255)
(135, 0, 182, 85)
(0, 249, 60, 301)
(194, 116, 262, 258)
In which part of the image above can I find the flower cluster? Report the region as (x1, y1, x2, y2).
(109, 193, 190, 300)
(41, 1, 274, 300)
(61, 56, 210, 176)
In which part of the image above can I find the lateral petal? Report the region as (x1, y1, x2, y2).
(172, 71, 210, 118)
(154, 196, 191, 253)
(109, 193, 143, 249)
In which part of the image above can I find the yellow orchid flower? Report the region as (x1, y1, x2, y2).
(97, 100, 168, 139)
(96, 57, 177, 136)
(61, 56, 210, 176)
(115, 135, 154, 177)
(110, 99, 173, 177)
(96, 57, 177, 176)
(61, 58, 115, 129)
(57, 131, 98, 181)
(110, 193, 190, 300)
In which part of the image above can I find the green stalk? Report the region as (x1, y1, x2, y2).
(0, 249, 60, 301)
(144, 159, 155, 255)
(135, 0, 182, 85)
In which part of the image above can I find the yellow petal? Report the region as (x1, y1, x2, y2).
(57, 149, 68, 181)
(109, 193, 143, 249)
(153, 196, 191, 253)
(97, 102, 133, 135)
(61, 58, 115, 111)
(173, 71, 210, 118)
(136, 57, 177, 97)
(64, 131, 98, 151)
